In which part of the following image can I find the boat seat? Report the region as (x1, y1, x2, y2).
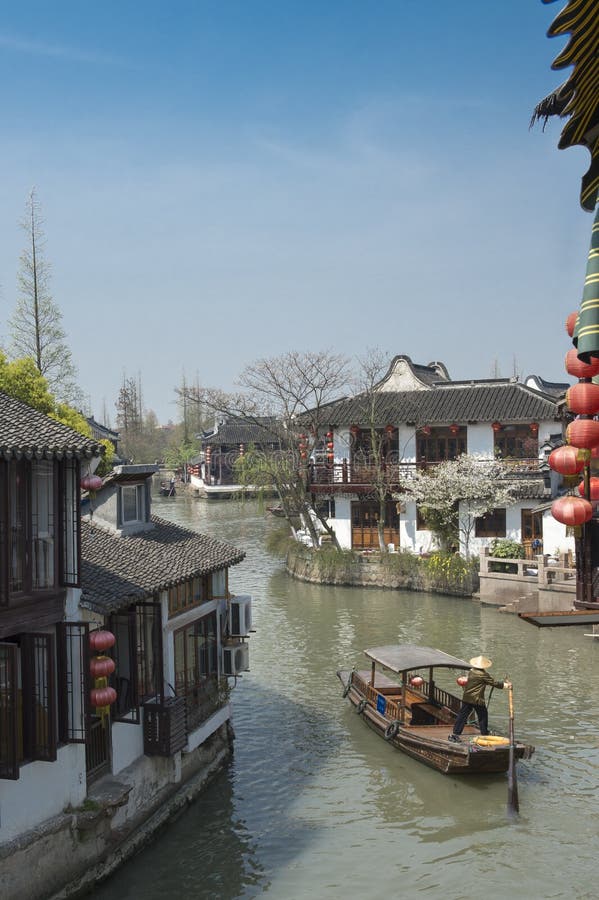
(410, 702, 454, 726)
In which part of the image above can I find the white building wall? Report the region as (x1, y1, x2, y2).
(112, 722, 145, 775)
(334, 428, 351, 465)
(466, 423, 493, 457)
(542, 510, 575, 557)
(326, 495, 352, 549)
(399, 500, 436, 554)
(397, 425, 416, 464)
(0, 744, 86, 843)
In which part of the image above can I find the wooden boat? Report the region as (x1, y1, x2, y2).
(337, 644, 534, 775)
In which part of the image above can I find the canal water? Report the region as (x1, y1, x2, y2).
(93, 494, 599, 900)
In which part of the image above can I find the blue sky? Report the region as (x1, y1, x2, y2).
(0, 1, 592, 424)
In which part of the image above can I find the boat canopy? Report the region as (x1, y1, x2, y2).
(364, 644, 470, 674)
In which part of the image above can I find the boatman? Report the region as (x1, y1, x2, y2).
(448, 655, 511, 742)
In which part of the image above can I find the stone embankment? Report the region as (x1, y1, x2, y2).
(285, 543, 477, 598)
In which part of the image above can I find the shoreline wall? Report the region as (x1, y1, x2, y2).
(1, 725, 233, 900)
(285, 544, 477, 598)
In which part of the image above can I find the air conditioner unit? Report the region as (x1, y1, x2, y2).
(229, 595, 252, 637)
(222, 642, 250, 677)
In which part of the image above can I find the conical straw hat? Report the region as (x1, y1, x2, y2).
(469, 655, 492, 669)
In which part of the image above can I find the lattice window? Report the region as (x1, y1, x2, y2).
(20, 633, 57, 762)
(61, 460, 80, 586)
(56, 622, 90, 743)
(0, 643, 19, 779)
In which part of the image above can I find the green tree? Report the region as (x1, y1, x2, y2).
(402, 454, 515, 557)
(0, 351, 54, 413)
(8, 188, 81, 405)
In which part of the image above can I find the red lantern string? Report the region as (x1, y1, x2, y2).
(551, 495, 593, 526)
(566, 419, 599, 450)
(566, 382, 599, 416)
(549, 445, 587, 476)
(565, 348, 599, 379)
(566, 311, 578, 338)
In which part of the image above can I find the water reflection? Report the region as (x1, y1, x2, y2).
(94, 495, 599, 900)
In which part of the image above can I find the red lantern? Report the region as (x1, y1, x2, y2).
(350, 425, 360, 436)
(549, 445, 587, 476)
(409, 675, 424, 687)
(326, 431, 333, 439)
(457, 675, 468, 687)
(551, 495, 593, 525)
(449, 424, 459, 435)
(491, 421, 502, 433)
(567, 419, 599, 450)
(385, 424, 395, 435)
(421, 425, 431, 436)
(578, 478, 599, 501)
(91, 686, 117, 708)
(566, 383, 599, 416)
(565, 349, 599, 379)
(529, 422, 539, 435)
(90, 655, 116, 678)
(566, 311, 578, 337)
(90, 630, 116, 652)
(81, 474, 103, 492)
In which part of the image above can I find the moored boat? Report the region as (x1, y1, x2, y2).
(338, 644, 534, 775)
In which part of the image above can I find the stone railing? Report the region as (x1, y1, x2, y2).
(479, 548, 576, 611)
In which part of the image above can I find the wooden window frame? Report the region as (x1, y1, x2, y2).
(475, 508, 507, 538)
(56, 622, 90, 744)
(0, 642, 19, 779)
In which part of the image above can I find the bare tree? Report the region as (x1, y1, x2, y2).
(182, 350, 352, 548)
(9, 188, 81, 404)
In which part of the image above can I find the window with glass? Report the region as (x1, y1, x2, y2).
(168, 575, 211, 617)
(475, 508, 507, 538)
(417, 428, 467, 463)
(120, 484, 146, 525)
(494, 427, 538, 460)
(174, 613, 218, 729)
(2, 459, 64, 600)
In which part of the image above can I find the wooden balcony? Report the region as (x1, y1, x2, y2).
(307, 458, 542, 493)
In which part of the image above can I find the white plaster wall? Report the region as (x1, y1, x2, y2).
(542, 511, 575, 557)
(327, 495, 352, 549)
(0, 744, 86, 843)
(399, 500, 436, 553)
(538, 418, 562, 446)
(467, 423, 493, 457)
(186, 704, 231, 753)
(334, 428, 351, 465)
(398, 425, 416, 463)
(112, 722, 144, 775)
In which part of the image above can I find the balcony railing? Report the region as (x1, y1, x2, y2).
(308, 458, 542, 491)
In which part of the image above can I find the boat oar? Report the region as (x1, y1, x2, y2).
(507, 684, 519, 815)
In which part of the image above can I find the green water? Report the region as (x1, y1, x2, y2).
(92, 493, 599, 900)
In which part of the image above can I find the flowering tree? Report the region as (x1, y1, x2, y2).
(401, 454, 515, 557)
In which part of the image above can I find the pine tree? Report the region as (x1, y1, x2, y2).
(9, 188, 81, 405)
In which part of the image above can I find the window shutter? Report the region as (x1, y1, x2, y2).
(0, 642, 19, 779)
(61, 460, 80, 586)
(21, 633, 57, 762)
(56, 622, 90, 743)
(109, 609, 140, 724)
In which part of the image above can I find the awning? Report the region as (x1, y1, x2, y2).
(364, 644, 469, 674)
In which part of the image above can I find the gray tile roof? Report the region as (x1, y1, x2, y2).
(202, 416, 283, 447)
(81, 515, 245, 613)
(0, 390, 102, 460)
(321, 382, 562, 427)
(508, 480, 551, 500)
